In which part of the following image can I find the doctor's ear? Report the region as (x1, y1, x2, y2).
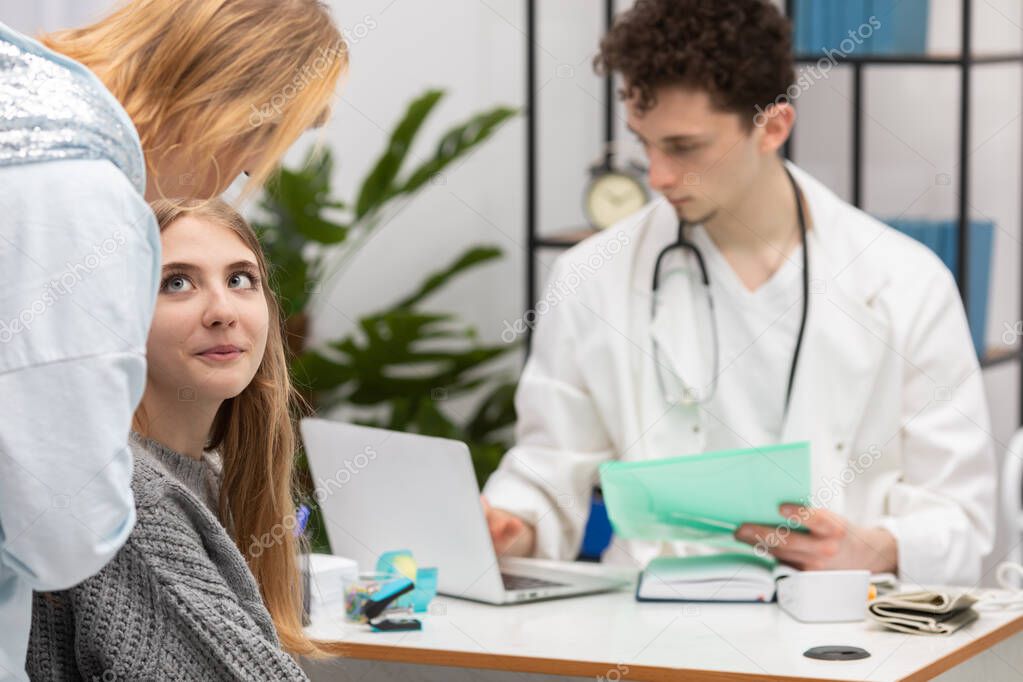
(751, 102, 796, 155)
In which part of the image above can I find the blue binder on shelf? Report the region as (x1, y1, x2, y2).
(891, 0, 929, 55)
(856, 1, 887, 55)
(882, 218, 994, 356)
(793, 0, 824, 53)
(793, 0, 810, 54)
(841, 1, 863, 52)
(793, 0, 928, 56)
(871, 0, 893, 54)
(812, 0, 830, 53)
(813, 1, 859, 54)
(819, 0, 838, 54)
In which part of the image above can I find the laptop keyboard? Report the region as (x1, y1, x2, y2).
(501, 573, 568, 591)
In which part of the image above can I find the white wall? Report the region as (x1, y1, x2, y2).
(1, 0, 108, 32)
(5, 0, 1022, 583)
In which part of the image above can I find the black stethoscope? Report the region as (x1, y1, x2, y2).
(650, 166, 809, 414)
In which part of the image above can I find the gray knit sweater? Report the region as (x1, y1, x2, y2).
(26, 432, 309, 681)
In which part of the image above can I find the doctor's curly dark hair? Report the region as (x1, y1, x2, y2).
(595, 0, 795, 128)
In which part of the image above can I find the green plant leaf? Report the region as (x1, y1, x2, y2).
(291, 348, 357, 393)
(300, 243, 516, 413)
(394, 106, 518, 198)
(395, 246, 503, 309)
(354, 89, 446, 220)
(255, 92, 523, 527)
(271, 149, 349, 245)
(466, 381, 518, 442)
(468, 441, 508, 488)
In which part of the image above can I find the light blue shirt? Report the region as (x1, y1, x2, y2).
(0, 24, 160, 681)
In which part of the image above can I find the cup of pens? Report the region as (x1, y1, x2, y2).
(342, 572, 396, 623)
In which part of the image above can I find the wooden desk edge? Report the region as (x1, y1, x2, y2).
(316, 640, 837, 681)
(898, 612, 1023, 682)
(313, 614, 1023, 682)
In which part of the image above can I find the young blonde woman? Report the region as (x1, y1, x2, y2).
(0, 2, 344, 677)
(29, 199, 322, 679)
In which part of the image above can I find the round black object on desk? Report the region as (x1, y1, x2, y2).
(803, 645, 871, 661)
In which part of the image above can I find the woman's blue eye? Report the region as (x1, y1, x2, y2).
(228, 271, 259, 289)
(162, 275, 193, 293)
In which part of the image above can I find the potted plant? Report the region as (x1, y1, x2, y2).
(251, 90, 520, 550)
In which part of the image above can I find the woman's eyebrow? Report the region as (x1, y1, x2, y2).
(161, 261, 199, 274)
(161, 260, 258, 273)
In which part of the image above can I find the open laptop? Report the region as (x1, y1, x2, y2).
(300, 418, 627, 604)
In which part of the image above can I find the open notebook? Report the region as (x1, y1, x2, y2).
(601, 442, 811, 602)
(637, 552, 797, 602)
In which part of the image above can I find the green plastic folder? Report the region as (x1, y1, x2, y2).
(599, 442, 811, 550)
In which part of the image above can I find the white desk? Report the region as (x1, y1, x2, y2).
(303, 571, 1023, 681)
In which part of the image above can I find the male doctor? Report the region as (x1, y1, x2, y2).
(483, 0, 996, 586)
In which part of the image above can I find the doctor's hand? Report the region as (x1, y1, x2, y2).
(481, 496, 536, 558)
(734, 504, 898, 574)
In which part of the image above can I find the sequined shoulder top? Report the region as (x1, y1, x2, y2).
(0, 21, 145, 192)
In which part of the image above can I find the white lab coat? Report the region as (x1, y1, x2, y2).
(485, 162, 996, 586)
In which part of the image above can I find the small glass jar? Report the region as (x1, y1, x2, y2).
(342, 572, 393, 623)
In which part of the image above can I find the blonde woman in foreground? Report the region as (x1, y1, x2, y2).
(0, 1, 344, 678)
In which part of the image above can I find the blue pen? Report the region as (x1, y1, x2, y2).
(294, 504, 310, 537)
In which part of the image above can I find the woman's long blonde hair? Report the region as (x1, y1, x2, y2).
(139, 198, 322, 657)
(42, 0, 347, 196)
